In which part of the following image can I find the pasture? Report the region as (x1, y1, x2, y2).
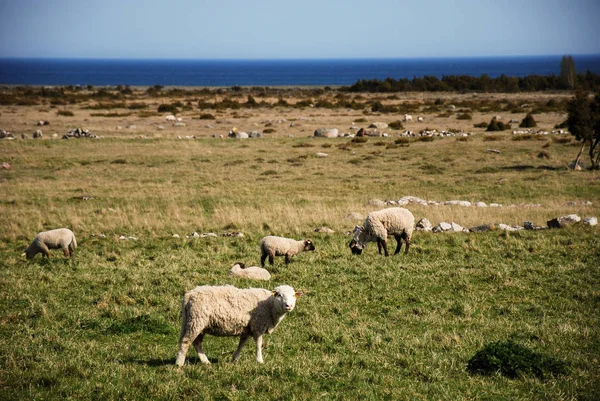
(1, 88, 599, 400)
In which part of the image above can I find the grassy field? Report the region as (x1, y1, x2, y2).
(1, 89, 599, 400)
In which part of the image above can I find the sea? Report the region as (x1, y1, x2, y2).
(1, 55, 599, 87)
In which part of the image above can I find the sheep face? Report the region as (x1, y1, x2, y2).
(350, 226, 366, 255)
(303, 239, 316, 252)
(272, 285, 302, 313)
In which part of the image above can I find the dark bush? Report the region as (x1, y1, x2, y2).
(519, 113, 537, 128)
(486, 117, 509, 132)
(199, 113, 215, 120)
(56, 110, 74, 116)
(158, 104, 179, 114)
(474, 122, 488, 128)
(389, 120, 405, 130)
(467, 340, 568, 379)
(457, 113, 472, 120)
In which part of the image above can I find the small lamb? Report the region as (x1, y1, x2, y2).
(175, 284, 302, 366)
(350, 207, 414, 256)
(24, 228, 77, 259)
(229, 262, 271, 281)
(259, 236, 315, 267)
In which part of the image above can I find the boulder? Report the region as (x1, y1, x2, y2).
(583, 216, 598, 226)
(314, 128, 338, 138)
(249, 131, 263, 138)
(368, 122, 388, 129)
(314, 226, 335, 234)
(416, 218, 432, 232)
(547, 214, 581, 228)
(469, 224, 494, 233)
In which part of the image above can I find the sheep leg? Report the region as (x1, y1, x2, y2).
(68, 242, 75, 257)
(42, 244, 51, 258)
(193, 334, 210, 364)
(377, 241, 383, 255)
(268, 254, 275, 266)
(393, 234, 403, 255)
(62, 246, 69, 257)
(378, 239, 389, 257)
(176, 325, 203, 366)
(232, 334, 250, 363)
(254, 335, 264, 363)
(401, 231, 411, 254)
(284, 253, 292, 264)
(261, 252, 268, 267)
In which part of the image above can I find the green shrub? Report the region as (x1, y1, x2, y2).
(467, 340, 568, 379)
(127, 102, 148, 110)
(395, 137, 410, 144)
(486, 118, 509, 132)
(353, 118, 368, 123)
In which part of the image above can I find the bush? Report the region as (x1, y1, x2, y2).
(467, 340, 568, 379)
(158, 104, 179, 114)
(486, 117, 509, 132)
(199, 113, 215, 120)
(351, 137, 368, 143)
(56, 110, 74, 116)
(519, 113, 537, 128)
(474, 122, 488, 128)
(388, 120, 405, 130)
(457, 113, 472, 120)
(263, 128, 276, 134)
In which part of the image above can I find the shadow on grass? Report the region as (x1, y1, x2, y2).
(500, 165, 562, 171)
(128, 356, 220, 367)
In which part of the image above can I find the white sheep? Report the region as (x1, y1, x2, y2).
(229, 262, 271, 281)
(349, 207, 414, 256)
(259, 236, 315, 267)
(175, 284, 302, 366)
(24, 228, 77, 259)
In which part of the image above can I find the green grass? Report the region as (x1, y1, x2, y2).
(0, 132, 599, 400)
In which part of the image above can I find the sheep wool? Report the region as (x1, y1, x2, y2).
(229, 262, 271, 281)
(175, 284, 301, 366)
(25, 228, 77, 259)
(260, 236, 315, 267)
(350, 207, 414, 256)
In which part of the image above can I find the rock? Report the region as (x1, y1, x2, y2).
(450, 222, 465, 232)
(1, 162, 11, 169)
(497, 224, 523, 231)
(345, 212, 363, 220)
(172, 122, 186, 127)
(548, 214, 581, 228)
(368, 122, 388, 129)
(367, 199, 386, 208)
(469, 224, 494, 233)
(416, 218, 432, 231)
(172, 234, 180, 238)
(475, 202, 487, 207)
(315, 152, 328, 157)
(583, 216, 598, 226)
(222, 231, 244, 237)
(200, 232, 218, 238)
(314, 128, 338, 138)
(249, 131, 263, 138)
(314, 226, 335, 234)
(439, 222, 452, 231)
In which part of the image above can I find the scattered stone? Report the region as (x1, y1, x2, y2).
(486, 149, 501, 154)
(315, 152, 328, 157)
(368, 122, 388, 129)
(416, 218, 432, 232)
(451, 222, 466, 232)
(469, 224, 494, 233)
(172, 234, 180, 238)
(314, 128, 338, 138)
(475, 202, 487, 207)
(497, 224, 523, 231)
(583, 216, 598, 226)
(1, 162, 10, 169)
(547, 214, 581, 228)
(345, 212, 363, 220)
(200, 232, 218, 238)
(367, 199, 387, 207)
(249, 131, 263, 138)
(119, 235, 138, 240)
(90, 233, 107, 238)
(222, 231, 244, 237)
(314, 226, 335, 234)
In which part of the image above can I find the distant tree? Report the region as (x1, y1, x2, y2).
(560, 55, 576, 89)
(519, 113, 537, 128)
(486, 117, 509, 132)
(566, 92, 600, 169)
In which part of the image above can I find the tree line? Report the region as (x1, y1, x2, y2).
(341, 71, 600, 93)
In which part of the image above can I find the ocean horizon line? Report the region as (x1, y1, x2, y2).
(2, 54, 600, 62)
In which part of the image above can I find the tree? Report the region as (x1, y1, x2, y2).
(560, 55, 576, 89)
(566, 92, 600, 169)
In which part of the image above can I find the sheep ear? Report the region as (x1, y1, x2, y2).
(272, 290, 277, 296)
(295, 291, 303, 298)
(21, 252, 26, 257)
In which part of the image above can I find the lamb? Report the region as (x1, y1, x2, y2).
(229, 262, 271, 281)
(259, 236, 315, 267)
(175, 284, 302, 366)
(24, 228, 77, 259)
(349, 207, 414, 257)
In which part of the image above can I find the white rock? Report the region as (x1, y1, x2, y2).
(583, 216, 598, 226)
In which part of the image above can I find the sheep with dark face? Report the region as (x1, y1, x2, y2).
(25, 228, 77, 259)
(260, 236, 315, 266)
(349, 207, 414, 256)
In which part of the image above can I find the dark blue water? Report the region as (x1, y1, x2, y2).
(1, 55, 599, 87)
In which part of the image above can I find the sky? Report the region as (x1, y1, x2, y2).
(0, 0, 599, 59)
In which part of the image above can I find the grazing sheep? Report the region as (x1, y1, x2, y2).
(175, 284, 302, 366)
(260, 236, 315, 267)
(25, 228, 77, 259)
(349, 207, 414, 256)
(229, 262, 271, 281)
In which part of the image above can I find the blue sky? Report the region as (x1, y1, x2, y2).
(1, 0, 599, 59)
